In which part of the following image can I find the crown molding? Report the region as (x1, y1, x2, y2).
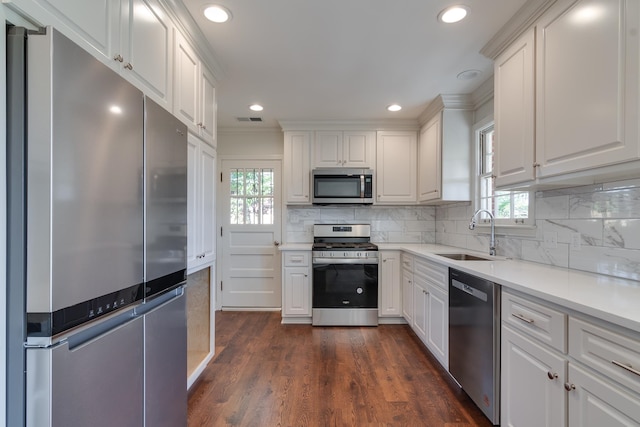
(480, 0, 557, 59)
(277, 119, 420, 132)
(471, 76, 494, 109)
(418, 94, 474, 125)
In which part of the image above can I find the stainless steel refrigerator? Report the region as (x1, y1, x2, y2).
(6, 26, 187, 427)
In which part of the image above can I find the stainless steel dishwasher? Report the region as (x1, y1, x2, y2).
(449, 268, 501, 425)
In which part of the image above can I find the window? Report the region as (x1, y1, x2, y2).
(230, 168, 274, 225)
(476, 121, 534, 226)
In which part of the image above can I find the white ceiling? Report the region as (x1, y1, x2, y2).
(182, 0, 527, 129)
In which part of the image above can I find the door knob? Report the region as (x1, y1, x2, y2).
(274, 241, 280, 246)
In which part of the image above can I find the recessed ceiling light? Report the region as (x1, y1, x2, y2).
(387, 104, 402, 112)
(204, 5, 231, 23)
(438, 5, 469, 24)
(249, 104, 264, 112)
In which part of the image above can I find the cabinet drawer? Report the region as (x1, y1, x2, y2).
(401, 253, 414, 271)
(284, 252, 310, 267)
(502, 291, 567, 353)
(413, 257, 447, 290)
(569, 317, 640, 395)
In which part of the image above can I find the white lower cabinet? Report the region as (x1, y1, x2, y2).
(401, 266, 414, 323)
(501, 325, 566, 427)
(412, 275, 428, 343)
(379, 251, 401, 317)
(282, 251, 311, 320)
(502, 290, 640, 426)
(425, 283, 448, 369)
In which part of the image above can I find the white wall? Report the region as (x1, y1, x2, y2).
(217, 129, 284, 156)
(1, 6, 8, 423)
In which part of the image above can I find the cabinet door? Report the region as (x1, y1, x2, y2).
(9, 0, 121, 70)
(200, 66, 217, 145)
(121, 0, 173, 111)
(402, 269, 414, 323)
(343, 131, 375, 168)
(536, 0, 640, 178)
(283, 266, 311, 316)
(568, 364, 640, 427)
(284, 132, 311, 204)
(174, 31, 200, 134)
(426, 283, 448, 369)
(376, 131, 417, 204)
(418, 115, 441, 202)
(199, 143, 217, 264)
(186, 136, 200, 268)
(412, 277, 428, 343)
(494, 28, 535, 187)
(313, 131, 342, 168)
(379, 251, 401, 317)
(501, 325, 567, 427)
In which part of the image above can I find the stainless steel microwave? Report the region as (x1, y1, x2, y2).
(312, 168, 374, 204)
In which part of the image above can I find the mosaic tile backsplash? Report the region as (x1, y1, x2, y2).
(285, 178, 640, 282)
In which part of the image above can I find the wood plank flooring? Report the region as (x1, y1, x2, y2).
(188, 312, 493, 427)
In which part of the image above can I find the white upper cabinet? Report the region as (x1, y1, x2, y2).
(174, 31, 216, 146)
(535, 0, 639, 178)
(493, 0, 640, 188)
(494, 28, 536, 188)
(9, 0, 174, 111)
(375, 131, 417, 204)
(418, 103, 472, 204)
(312, 131, 375, 168)
(284, 131, 312, 204)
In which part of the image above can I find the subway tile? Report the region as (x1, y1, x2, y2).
(604, 219, 640, 249)
(569, 246, 640, 281)
(521, 240, 569, 268)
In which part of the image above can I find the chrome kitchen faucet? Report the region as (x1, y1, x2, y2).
(469, 209, 496, 256)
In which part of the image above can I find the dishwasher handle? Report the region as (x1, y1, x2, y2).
(451, 279, 488, 302)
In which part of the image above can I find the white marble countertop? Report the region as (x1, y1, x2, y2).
(280, 242, 640, 332)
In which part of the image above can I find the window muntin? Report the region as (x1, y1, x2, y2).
(230, 168, 274, 225)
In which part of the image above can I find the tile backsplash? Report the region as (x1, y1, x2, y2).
(285, 179, 640, 282)
(285, 205, 436, 244)
(436, 179, 640, 282)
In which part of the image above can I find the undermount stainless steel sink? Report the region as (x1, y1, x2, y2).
(435, 253, 493, 261)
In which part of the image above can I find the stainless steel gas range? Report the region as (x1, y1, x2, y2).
(311, 224, 379, 326)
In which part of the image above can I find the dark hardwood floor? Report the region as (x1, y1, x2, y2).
(188, 312, 493, 427)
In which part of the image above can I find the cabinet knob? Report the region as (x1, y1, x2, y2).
(124, 62, 133, 70)
(113, 54, 123, 62)
(274, 241, 280, 247)
(304, 274, 308, 277)
(563, 383, 575, 392)
(547, 372, 558, 380)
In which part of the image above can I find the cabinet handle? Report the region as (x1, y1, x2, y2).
(547, 372, 558, 380)
(304, 274, 308, 277)
(383, 259, 387, 262)
(533, 162, 541, 168)
(512, 313, 534, 324)
(564, 383, 575, 392)
(113, 54, 123, 62)
(124, 62, 133, 70)
(197, 122, 203, 127)
(612, 360, 640, 377)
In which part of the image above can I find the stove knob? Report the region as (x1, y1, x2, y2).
(357, 287, 363, 294)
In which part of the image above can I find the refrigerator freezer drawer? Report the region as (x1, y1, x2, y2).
(26, 314, 144, 427)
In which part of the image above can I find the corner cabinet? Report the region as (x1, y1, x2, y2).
(8, 0, 174, 111)
(375, 131, 417, 204)
(174, 31, 217, 146)
(284, 131, 312, 204)
(494, 0, 640, 188)
(378, 251, 402, 318)
(418, 105, 472, 203)
(187, 134, 216, 273)
(313, 131, 376, 168)
(281, 251, 312, 323)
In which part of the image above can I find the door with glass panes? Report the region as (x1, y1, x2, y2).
(220, 160, 282, 308)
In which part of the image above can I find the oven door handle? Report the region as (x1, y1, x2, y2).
(313, 258, 379, 265)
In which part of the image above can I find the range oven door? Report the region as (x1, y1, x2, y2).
(312, 261, 378, 308)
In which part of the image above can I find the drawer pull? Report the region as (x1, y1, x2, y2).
(547, 372, 558, 380)
(564, 383, 575, 392)
(612, 360, 640, 377)
(512, 313, 534, 324)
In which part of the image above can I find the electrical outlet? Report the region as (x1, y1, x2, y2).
(543, 231, 558, 249)
(571, 232, 582, 251)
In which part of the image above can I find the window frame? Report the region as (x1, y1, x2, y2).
(473, 116, 535, 228)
